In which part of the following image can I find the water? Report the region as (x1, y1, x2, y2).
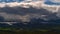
(44, 0, 60, 5)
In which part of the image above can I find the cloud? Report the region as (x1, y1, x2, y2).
(50, 0, 60, 3)
(0, 7, 58, 22)
(0, 0, 59, 25)
(0, 0, 42, 8)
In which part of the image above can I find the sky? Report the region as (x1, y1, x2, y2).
(45, 0, 60, 5)
(0, 0, 60, 5)
(0, 0, 23, 2)
(0, 0, 60, 25)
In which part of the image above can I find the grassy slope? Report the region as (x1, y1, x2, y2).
(0, 27, 60, 34)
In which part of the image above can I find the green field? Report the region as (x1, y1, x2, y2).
(0, 27, 60, 34)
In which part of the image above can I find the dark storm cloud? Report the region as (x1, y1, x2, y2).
(0, 6, 58, 22)
(0, 1, 59, 25)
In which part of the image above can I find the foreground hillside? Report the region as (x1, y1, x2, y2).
(0, 30, 59, 34)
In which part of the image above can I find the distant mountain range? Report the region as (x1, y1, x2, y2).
(0, 17, 60, 29)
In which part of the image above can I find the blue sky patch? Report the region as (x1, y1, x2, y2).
(44, 0, 60, 5)
(0, 0, 24, 3)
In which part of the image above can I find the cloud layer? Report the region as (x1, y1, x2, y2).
(0, 6, 58, 22)
(0, 0, 59, 25)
